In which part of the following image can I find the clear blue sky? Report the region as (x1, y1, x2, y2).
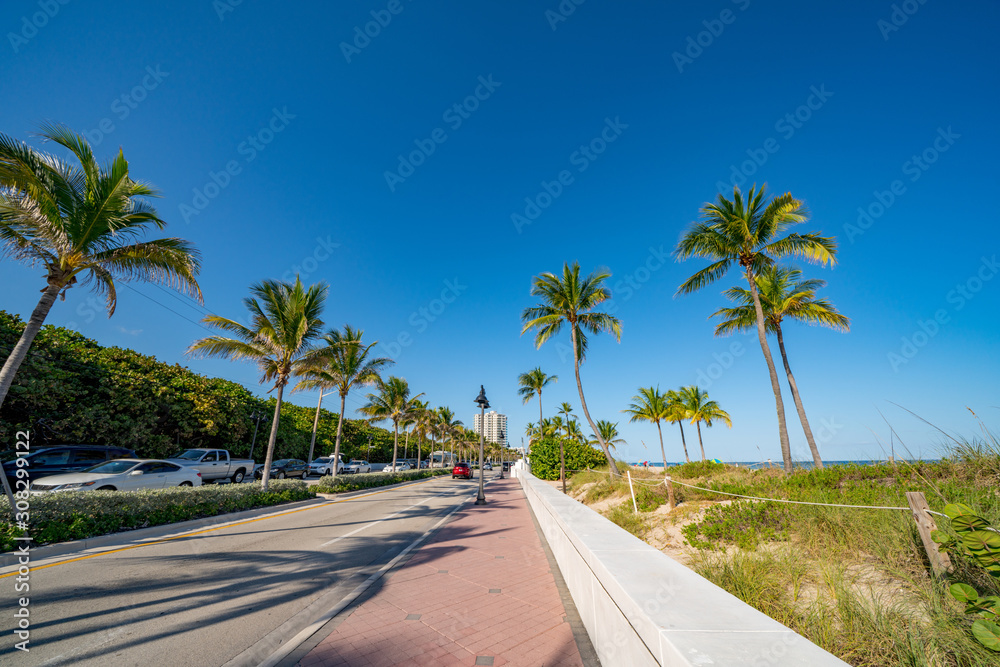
(2, 0, 998, 463)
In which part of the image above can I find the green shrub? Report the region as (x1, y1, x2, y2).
(0, 479, 313, 551)
(607, 502, 648, 539)
(313, 468, 449, 493)
(529, 437, 606, 481)
(682, 500, 791, 551)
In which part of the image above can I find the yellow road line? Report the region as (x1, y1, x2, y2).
(0, 476, 447, 578)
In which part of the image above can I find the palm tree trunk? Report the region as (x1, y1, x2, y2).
(261, 383, 284, 491)
(656, 421, 667, 468)
(676, 422, 691, 463)
(560, 438, 566, 493)
(392, 421, 399, 470)
(775, 325, 824, 469)
(332, 393, 347, 482)
(307, 391, 323, 466)
(571, 325, 619, 477)
(696, 421, 706, 461)
(747, 271, 792, 473)
(0, 283, 61, 409)
(416, 430, 422, 470)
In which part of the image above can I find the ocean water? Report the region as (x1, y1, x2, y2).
(628, 460, 934, 469)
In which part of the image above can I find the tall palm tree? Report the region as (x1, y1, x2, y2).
(521, 262, 623, 476)
(678, 386, 732, 462)
(666, 389, 692, 463)
(409, 399, 432, 469)
(675, 185, 836, 473)
(0, 124, 201, 410)
(565, 419, 584, 443)
(592, 420, 626, 450)
(713, 267, 849, 468)
(360, 377, 423, 471)
(517, 368, 558, 432)
(436, 406, 462, 465)
(295, 325, 394, 477)
(557, 402, 576, 437)
(188, 277, 327, 490)
(623, 386, 671, 468)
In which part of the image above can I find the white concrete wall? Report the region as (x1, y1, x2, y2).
(519, 472, 849, 666)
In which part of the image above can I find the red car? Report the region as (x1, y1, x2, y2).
(452, 462, 472, 479)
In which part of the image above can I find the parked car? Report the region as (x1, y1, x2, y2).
(452, 462, 472, 479)
(382, 462, 411, 472)
(2, 444, 137, 484)
(29, 459, 201, 493)
(167, 449, 255, 483)
(255, 459, 308, 479)
(307, 455, 344, 477)
(482, 462, 493, 471)
(342, 460, 371, 474)
(419, 460, 430, 469)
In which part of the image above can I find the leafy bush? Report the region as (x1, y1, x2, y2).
(0, 479, 313, 551)
(313, 468, 449, 493)
(682, 500, 791, 551)
(529, 437, 607, 481)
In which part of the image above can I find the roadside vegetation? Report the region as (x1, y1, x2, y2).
(313, 468, 450, 494)
(563, 432, 1000, 666)
(0, 479, 313, 552)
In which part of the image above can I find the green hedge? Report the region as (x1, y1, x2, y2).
(0, 479, 313, 552)
(314, 468, 450, 494)
(529, 437, 607, 481)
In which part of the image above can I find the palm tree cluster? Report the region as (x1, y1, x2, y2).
(520, 185, 847, 475)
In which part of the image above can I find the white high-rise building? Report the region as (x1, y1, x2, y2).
(473, 410, 508, 448)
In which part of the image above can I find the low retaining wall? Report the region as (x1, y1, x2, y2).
(518, 470, 848, 666)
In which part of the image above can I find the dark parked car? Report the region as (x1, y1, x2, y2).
(254, 458, 308, 479)
(1, 445, 137, 483)
(452, 462, 472, 479)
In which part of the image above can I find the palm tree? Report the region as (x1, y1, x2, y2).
(360, 377, 423, 471)
(712, 267, 849, 468)
(557, 402, 575, 437)
(565, 419, 584, 443)
(623, 386, 671, 468)
(517, 368, 558, 431)
(678, 386, 732, 461)
(436, 406, 462, 465)
(592, 420, 626, 450)
(188, 277, 327, 490)
(666, 389, 692, 463)
(521, 262, 623, 476)
(409, 399, 431, 469)
(0, 124, 202, 410)
(295, 325, 393, 478)
(675, 185, 836, 473)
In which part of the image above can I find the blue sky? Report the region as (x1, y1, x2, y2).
(2, 0, 998, 464)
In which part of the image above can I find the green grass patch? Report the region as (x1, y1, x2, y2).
(607, 502, 648, 539)
(0, 479, 314, 552)
(682, 500, 791, 551)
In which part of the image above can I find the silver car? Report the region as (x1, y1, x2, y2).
(342, 459, 371, 474)
(29, 459, 202, 493)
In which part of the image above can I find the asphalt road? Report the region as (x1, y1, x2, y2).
(0, 476, 484, 666)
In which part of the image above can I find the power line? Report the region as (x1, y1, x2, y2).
(121, 284, 216, 334)
(147, 282, 213, 318)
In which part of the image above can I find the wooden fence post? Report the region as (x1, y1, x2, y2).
(905, 491, 952, 577)
(666, 476, 675, 511)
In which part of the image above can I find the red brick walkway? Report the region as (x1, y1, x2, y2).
(298, 477, 586, 667)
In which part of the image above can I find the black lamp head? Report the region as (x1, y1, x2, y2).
(474, 385, 490, 409)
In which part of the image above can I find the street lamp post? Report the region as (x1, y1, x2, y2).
(498, 427, 506, 479)
(474, 386, 489, 505)
(248, 411, 266, 461)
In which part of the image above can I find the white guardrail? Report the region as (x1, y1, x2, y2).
(513, 465, 849, 666)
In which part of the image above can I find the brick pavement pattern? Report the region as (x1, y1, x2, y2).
(298, 477, 586, 667)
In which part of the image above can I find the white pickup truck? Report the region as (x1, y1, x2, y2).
(168, 449, 255, 483)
